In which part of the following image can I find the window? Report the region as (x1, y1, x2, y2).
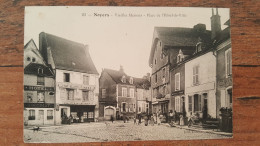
(175, 96, 181, 112)
(226, 49, 232, 77)
(27, 93, 33, 102)
(102, 89, 106, 98)
(64, 73, 70, 82)
(28, 110, 35, 120)
(122, 76, 126, 83)
(122, 88, 127, 97)
(82, 91, 89, 101)
(61, 108, 67, 117)
(130, 88, 134, 98)
(37, 91, 44, 102)
(27, 57, 30, 61)
(83, 75, 89, 85)
(37, 76, 44, 85)
(188, 96, 192, 112)
(129, 103, 133, 112)
(47, 110, 53, 120)
(227, 88, 232, 107)
(38, 68, 43, 74)
(196, 43, 202, 53)
(194, 94, 202, 112)
(175, 73, 180, 91)
(162, 68, 166, 79)
(32, 57, 36, 62)
(154, 59, 157, 65)
(129, 77, 133, 84)
(83, 112, 88, 119)
(88, 112, 94, 118)
(193, 65, 199, 85)
(66, 89, 74, 100)
(122, 103, 126, 112)
(161, 53, 164, 59)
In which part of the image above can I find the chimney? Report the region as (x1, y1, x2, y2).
(119, 65, 124, 72)
(211, 8, 221, 39)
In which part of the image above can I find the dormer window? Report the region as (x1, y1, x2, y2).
(177, 50, 184, 63)
(122, 76, 126, 83)
(196, 42, 202, 53)
(38, 68, 43, 74)
(32, 57, 36, 62)
(129, 77, 133, 84)
(27, 57, 31, 61)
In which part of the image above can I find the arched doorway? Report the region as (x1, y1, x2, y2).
(104, 106, 116, 120)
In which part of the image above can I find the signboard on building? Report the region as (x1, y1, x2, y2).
(24, 85, 54, 91)
(24, 103, 55, 108)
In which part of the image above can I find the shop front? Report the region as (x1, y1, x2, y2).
(70, 105, 95, 123)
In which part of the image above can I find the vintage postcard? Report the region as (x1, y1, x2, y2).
(23, 6, 232, 143)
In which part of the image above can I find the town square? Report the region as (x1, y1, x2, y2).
(23, 7, 232, 143)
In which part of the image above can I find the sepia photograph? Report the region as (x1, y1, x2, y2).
(23, 6, 232, 143)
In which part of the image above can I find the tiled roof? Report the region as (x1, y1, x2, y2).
(149, 26, 211, 66)
(103, 68, 150, 88)
(133, 77, 151, 89)
(103, 68, 129, 84)
(40, 32, 98, 74)
(24, 63, 54, 77)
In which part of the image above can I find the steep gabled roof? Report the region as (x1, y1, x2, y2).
(24, 39, 46, 67)
(103, 68, 129, 84)
(149, 26, 211, 66)
(40, 32, 98, 74)
(133, 77, 151, 90)
(103, 68, 150, 88)
(24, 63, 54, 77)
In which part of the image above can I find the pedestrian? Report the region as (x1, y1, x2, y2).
(111, 115, 114, 123)
(144, 115, 148, 126)
(157, 111, 161, 125)
(150, 115, 154, 126)
(134, 117, 136, 124)
(169, 110, 174, 123)
(138, 115, 142, 125)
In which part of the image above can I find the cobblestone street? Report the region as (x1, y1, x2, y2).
(24, 120, 231, 143)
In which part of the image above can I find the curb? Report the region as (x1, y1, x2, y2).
(166, 124, 233, 137)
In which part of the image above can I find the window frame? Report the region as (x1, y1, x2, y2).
(66, 89, 74, 100)
(101, 88, 106, 98)
(122, 87, 127, 97)
(83, 75, 89, 85)
(47, 110, 53, 120)
(175, 73, 180, 91)
(82, 90, 89, 101)
(225, 48, 232, 78)
(64, 73, 70, 82)
(28, 109, 35, 120)
(193, 65, 199, 85)
(130, 88, 135, 98)
(37, 91, 45, 103)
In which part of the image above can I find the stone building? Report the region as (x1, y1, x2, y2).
(24, 39, 55, 125)
(99, 67, 151, 120)
(39, 32, 99, 124)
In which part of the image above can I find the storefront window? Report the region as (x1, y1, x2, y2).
(28, 109, 35, 120)
(88, 112, 94, 118)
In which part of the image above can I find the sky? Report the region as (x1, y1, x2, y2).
(24, 6, 230, 78)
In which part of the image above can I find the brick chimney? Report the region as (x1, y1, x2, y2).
(211, 8, 221, 39)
